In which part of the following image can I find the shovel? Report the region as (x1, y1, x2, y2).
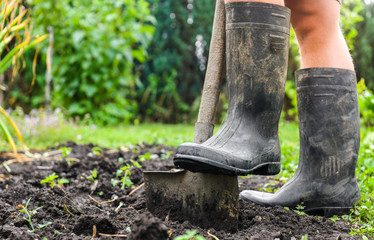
(144, 0, 239, 232)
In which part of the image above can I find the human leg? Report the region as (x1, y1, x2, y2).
(225, 0, 284, 6)
(285, 0, 354, 70)
(174, 1, 290, 175)
(240, 0, 361, 215)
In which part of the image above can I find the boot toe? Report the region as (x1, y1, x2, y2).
(239, 190, 274, 206)
(174, 142, 281, 176)
(174, 142, 243, 175)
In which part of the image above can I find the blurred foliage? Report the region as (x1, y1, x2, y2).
(1, 0, 373, 124)
(283, 80, 298, 121)
(2, 0, 216, 124)
(340, 0, 364, 50)
(0, 0, 46, 154)
(0, 0, 46, 76)
(353, 2, 374, 90)
(286, 29, 300, 82)
(139, 0, 215, 123)
(0, 0, 46, 109)
(25, 0, 155, 124)
(357, 79, 374, 127)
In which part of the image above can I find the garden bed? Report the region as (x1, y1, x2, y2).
(0, 142, 363, 239)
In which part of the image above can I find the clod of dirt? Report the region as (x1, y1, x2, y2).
(73, 215, 117, 235)
(249, 230, 281, 240)
(127, 212, 168, 240)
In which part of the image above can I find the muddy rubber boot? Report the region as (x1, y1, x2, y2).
(174, 2, 290, 176)
(240, 68, 361, 216)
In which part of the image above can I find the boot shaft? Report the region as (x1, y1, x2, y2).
(226, 2, 290, 26)
(225, 2, 290, 138)
(296, 68, 360, 181)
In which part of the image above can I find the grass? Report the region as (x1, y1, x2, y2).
(21, 123, 196, 150)
(0, 110, 299, 150)
(0, 109, 193, 150)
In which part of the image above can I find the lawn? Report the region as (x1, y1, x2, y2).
(0, 114, 299, 150)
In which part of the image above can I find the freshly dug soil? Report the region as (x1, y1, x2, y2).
(0, 142, 363, 240)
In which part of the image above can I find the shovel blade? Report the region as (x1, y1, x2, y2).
(144, 170, 238, 232)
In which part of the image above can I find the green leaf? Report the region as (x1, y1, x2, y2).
(80, 84, 98, 98)
(111, 178, 120, 187)
(92, 147, 102, 155)
(132, 49, 145, 62)
(92, 169, 97, 178)
(72, 31, 85, 47)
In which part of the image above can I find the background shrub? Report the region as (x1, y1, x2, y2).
(1, 0, 373, 125)
(26, 0, 155, 124)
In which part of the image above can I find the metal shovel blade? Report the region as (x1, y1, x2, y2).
(144, 169, 238, 232)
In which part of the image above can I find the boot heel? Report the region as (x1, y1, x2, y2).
(306, 207, 352, 217)
(251, 162, 281, 175)
(323, 207, 352, 217)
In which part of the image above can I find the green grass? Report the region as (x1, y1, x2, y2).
(21, 123, 196, 150)
(19, 121, 299, 150)
(0, 120, 300, 150)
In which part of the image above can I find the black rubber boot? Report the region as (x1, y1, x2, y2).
(174, 2, 291, 176)
(240, 68, 361, 216)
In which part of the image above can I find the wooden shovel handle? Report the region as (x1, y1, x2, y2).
(194, 0, 226, 144)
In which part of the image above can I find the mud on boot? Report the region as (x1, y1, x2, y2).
(240, 68, 361, 216)
(174, 2, 291, 176)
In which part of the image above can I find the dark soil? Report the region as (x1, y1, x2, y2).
(0, 142, 362, 240)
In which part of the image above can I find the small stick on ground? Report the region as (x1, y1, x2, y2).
(88, 195, 120, 205)
(42, 149, 63, 157)
(0, 153, 28, 159)
(3, 156, 80, 166)
(91, 225, 96, 240)
(208, 230, 220, 240)
(99, 198, 118, 204)
(88, 195, 102, 205)
(90, 180, 99, 193)
(128, 183, 144, 196)
(115, 202, 124, 212)
(63, 204, 74, 216)
(88, 182, 144, 205)
(99, 233, 127, 238)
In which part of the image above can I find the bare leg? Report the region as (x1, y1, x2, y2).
(285, 0, 354, 70)
(225, 0, 284, 6)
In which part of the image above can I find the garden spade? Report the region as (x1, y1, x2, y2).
(144, 0, 239, 232)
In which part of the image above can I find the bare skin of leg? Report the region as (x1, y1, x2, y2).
(224, 0, 284, 6)
(285, 0, 354, 70)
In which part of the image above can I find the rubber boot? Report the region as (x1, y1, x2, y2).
(240, 68, 361, 216)
(174, 2, 291, 176)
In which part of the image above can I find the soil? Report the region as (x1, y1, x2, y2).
(0, 142, 364, 240)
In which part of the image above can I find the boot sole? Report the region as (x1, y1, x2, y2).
(174, 154, 280, 176)
(305, 207, 353, 217)
(240, 194, 353, 217)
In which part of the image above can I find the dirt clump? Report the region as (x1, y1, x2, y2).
(128, 212, 168, 240)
